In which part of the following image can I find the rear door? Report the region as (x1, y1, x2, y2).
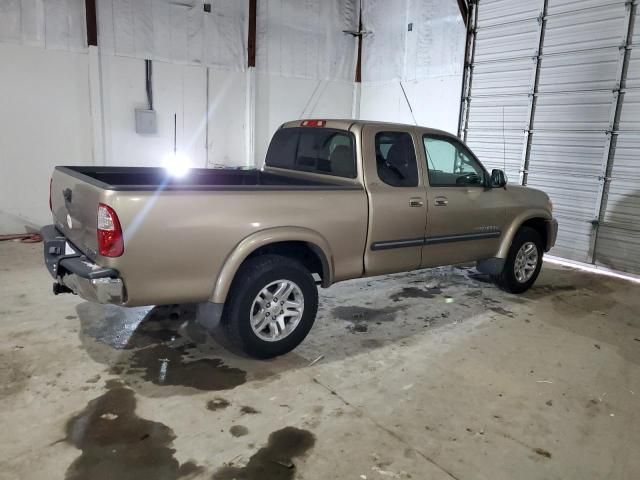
(362, 126, 427, 276)
(419, 134, 505, 266)
(50, 167, 101, 259)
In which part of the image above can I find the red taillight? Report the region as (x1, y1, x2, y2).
(49, 178, 53, 211)
(97, 203, 124, 257)
(301, 120, 326, 127)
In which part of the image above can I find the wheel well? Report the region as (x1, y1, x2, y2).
(245, 241, 329, 286)
(521, 217, 548, 248)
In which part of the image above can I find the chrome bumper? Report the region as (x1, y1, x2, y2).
(41, 225, 126, 305)
(62, 275, 125, 304)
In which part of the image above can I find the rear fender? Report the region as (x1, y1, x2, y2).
(211, 227, 334, 304)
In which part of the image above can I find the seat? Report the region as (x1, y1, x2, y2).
(329, 145, 354, 177)
(378, 137, 416, 186)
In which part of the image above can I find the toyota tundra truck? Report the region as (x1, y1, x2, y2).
(42, 119, 557, 358)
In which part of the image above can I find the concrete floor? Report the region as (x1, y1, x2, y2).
(1, 241, 639, 480)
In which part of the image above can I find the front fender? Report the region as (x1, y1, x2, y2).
(211, 227, 334, 304)
(497, 209, 553, 258)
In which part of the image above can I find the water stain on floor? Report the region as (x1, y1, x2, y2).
(361, 338, 384, 348)
(332, 306, 402, 323)
(125, 344, 246, 391)
(65, 382, 203, 480)
(213, 427, 315, 480)
(390, 286, 442, 302)
(240, 406, 260, 415)
(207, 398, 231, 411)
(230, 425, 249, 437)
(0, 350, 31, 399)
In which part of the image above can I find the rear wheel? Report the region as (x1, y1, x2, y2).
(492, 227, 543, 294)
(222, 254, 318, 359)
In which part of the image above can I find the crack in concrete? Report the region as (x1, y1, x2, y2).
(311, 377, 461, 480)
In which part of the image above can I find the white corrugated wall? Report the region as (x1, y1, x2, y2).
(462, 0, 640, 275)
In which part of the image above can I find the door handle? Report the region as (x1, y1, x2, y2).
(409, 198, 424, 207)
(434, 197, 448, 207)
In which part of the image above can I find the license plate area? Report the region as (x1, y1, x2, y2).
(44, 234, 80, 278)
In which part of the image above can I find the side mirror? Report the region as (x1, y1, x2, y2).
(490, 169, 507, 188)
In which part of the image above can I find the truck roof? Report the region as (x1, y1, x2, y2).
(280, 119, 457, 139)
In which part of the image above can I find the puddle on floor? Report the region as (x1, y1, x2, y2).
(123, 344, 246, 391)
(65, 381, 203, 480)
(213, 427, 315, 480)
(78, 303, 248, 392)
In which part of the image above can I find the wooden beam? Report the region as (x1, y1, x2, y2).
(85, 0, 97, 46)
(248, 0, 257, 67)
(355, 7, 363, 82)
(457, 0, 468, 27)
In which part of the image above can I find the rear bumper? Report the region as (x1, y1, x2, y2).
(41, 225, 125, 304)
(545, 218, 558, 252)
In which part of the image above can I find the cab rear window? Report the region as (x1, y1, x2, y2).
(265, 128, 356, 178)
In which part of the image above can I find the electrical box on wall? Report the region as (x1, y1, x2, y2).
(135, 109, 157, 134)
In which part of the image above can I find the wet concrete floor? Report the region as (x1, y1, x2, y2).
(1, 242, 639, 479)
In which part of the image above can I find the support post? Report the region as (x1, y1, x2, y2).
(248, 0, 257, 67)
(85, 0, 97, 47)
(245, 0, 257, 167)
(355, 4, 363, 83)
(519, 0, 548, 186)
(458, 0, 477, 141)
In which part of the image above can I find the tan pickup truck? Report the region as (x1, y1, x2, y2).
(43, 119, 557, 358)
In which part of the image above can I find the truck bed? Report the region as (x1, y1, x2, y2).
(57, 166, 358, 191)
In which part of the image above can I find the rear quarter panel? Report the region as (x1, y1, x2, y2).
(103, 188, 368, 306)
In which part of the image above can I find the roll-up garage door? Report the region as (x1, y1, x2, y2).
(460, 0, 640, 274)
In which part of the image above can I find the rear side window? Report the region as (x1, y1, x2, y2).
(265, 128, 356, 178)
(375, 132, 419, 187)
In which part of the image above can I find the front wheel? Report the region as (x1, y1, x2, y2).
(222, 254, 318, 359)
(492, 227, 543, 294)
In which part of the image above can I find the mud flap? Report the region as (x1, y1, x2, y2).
(196, 302, 225, 332)
(476, 257, 505, 275)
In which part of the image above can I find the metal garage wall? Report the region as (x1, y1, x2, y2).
(594, 2, 640, 274)
(462, 0, 640, 274)
(461, 0, 541, 181)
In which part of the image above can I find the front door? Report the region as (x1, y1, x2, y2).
(362, 126, 427, 276)
(420, 134, 505, 267)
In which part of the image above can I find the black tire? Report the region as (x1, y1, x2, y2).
(492, 226, 544, 294)
(222, 254, 318, 359)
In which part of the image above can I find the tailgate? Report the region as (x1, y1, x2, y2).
(50, 167, 102, 259)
